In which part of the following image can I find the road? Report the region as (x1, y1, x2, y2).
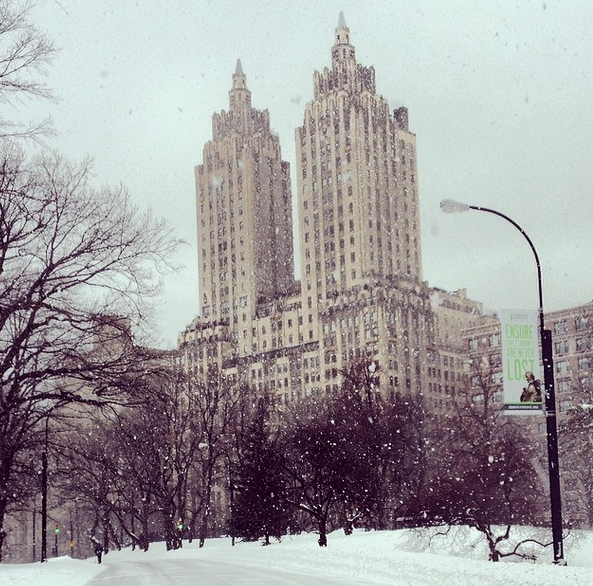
(87, 557, 382, 586)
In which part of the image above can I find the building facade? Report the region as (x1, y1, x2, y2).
(195, 58, 296, 328)
(180, 14, 441, 405)
(426, 288, 488, 412)
(465, 302, 593, 415)
(464, 302, 593, 524)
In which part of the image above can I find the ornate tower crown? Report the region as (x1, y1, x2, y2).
(335, 11, 349, 44)
(229, 58, 250, 112)
(332, 11, 355, 67)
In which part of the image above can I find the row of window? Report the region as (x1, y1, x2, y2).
(468, 333, 500, 351)
(554, 337, 591, 354)
(554, 316, 590, 334)
(428, 382, 457, 396)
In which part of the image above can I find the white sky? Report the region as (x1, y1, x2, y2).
(22, 0, 593, 348)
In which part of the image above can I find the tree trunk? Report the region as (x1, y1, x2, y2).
(164, 510, 182, 551)
(487, 536, 500, 562)
(198, 520, 207, 548)
(318, 517, 328, 547)
(0, 462, 13, 562)
(0, 527, 5, 563)
(198, 503, 209, 548)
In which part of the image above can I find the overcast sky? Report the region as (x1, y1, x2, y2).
(23, 0, 593, 348)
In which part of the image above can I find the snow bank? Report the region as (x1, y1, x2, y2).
(2, 527, 593, 586)
(0, 555, 103, 586)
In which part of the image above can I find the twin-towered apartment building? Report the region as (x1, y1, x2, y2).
(180, 13, 439, 407)
(178, 13, 593, 419)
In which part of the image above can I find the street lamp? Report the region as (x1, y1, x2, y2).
(440, 199, 565, 564)
(40, 413, 51, 563)
(40, 448, 47, 562)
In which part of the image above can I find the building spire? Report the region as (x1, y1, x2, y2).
(334, 11, 350, 46)
(332, 11, 355, 68)
(232, 58, 247, 91)
(229, 58, 250, 112)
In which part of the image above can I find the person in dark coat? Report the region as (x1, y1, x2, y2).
(90, 536, 104, 564)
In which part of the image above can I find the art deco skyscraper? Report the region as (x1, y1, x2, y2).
(295, 13, 432, 395)
(195, 60, 295, 327)
(183, 16, 435, 401)
(296, 12, 422, 310)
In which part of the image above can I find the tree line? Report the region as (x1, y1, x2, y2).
(38, 357, 550, 563)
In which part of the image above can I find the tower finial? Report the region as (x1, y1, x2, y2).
(230, 58, 250, 111)
(232, 58, 247, 91)
(334, 10, 351, 49)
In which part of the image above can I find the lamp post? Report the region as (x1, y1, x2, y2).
(40, 449, 47, 563)
(440, 199, 564, 564)
(40, 413, 50, 563)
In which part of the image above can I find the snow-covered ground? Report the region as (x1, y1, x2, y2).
(2, 527, 593, 586)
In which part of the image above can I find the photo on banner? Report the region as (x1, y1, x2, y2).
(500, 309, 543, 413)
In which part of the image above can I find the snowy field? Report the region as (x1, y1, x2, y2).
(2, 527, 593, 586)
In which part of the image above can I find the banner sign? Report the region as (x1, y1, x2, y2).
(500, 309, 543, 413)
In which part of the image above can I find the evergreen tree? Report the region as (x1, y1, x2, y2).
(332, 360, 427, 531)
(331, 360, 384, 532)
(231, 399, 289, 545)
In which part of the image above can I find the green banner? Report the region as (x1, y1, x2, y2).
(500, 309, 543, 413)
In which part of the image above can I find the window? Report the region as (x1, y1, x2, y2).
(490, 371, 503, 384)
(556, 360, 570, 375)
(555, 340, 569, 355)
(576, 337, 591, 352)
(576, 316, 589, 331)
(557, 379, 570, 393)
(559, 399, 572, 413)
(554, 320, 568, 335)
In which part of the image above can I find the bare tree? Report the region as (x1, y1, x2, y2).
(54, 413, 126, 555)
(419, 362, 547, 562)
(188, 366, 243, 547)
(331, 359, 385, 533)
(116, 372, 208, 551)
(0, 147, 179, 557)
(559, 382, 593, 528)
(0, 0, 55, 140)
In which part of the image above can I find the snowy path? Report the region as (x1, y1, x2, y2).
(4, 529, 593, 586)
(86, 557, 383, 586)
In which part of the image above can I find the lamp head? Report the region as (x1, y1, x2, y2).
(440, 199, 471, 213)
